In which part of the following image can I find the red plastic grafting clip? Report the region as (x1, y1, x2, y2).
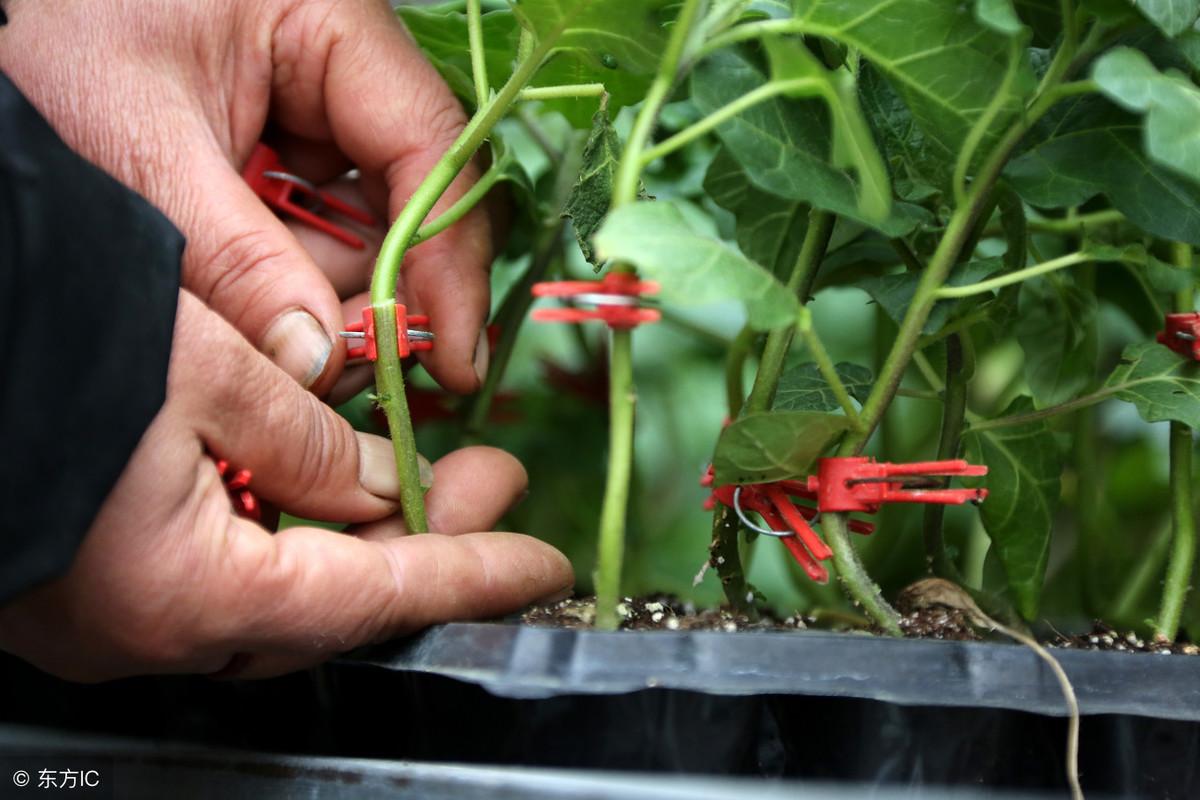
(701, 467, 875, 583)
(805, 457, 987, 514)
(242, 143, 375, 249)
(531, 272, 661, 329)
(339, 306, 434, 362)
(1158, 313, 1200, 360)
(214, 459, 260, 521)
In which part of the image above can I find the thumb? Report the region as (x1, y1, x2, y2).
(181, 148, 347, 394)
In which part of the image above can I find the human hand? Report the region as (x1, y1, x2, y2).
(0, 294, 572, 681)
(0, 0, 493, 395)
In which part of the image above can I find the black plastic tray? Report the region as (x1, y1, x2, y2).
(348, 622, 1200, 721)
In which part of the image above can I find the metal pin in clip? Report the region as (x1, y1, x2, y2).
(340, 306, 434, 362)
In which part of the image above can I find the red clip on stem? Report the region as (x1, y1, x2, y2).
(242, 143, 375, 250)
(214, 459, 260, 521)
(1158, 312, 1200, 360)
(806, 457, 987, 514)
(531, 273, 661, 330)
(701, 467, 875, 584)
(341, 306, 433, 362)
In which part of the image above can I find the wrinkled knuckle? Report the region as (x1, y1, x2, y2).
(194, 228, 292, 327)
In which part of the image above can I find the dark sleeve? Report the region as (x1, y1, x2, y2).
(0, 71, 182, 605)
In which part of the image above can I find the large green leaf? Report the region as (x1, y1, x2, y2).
(792, 0, 1035, 164)
(713, 411, 851, 484)
(1093, 47, 1200, 185)
(704, 147, 809, 276)
(859, 65, 948, 199)
(691, 49, 926, 235)
(773, 362, 873, 411)
(1105, 341, 1200, 427)
(1005, 94, 1200, 245)
(964, 397, 1063, 619)
(1129, 0, 1200, 36)
(853, 256, 1003, 334)
(1016, 277, 1098, 408)
(592, 201, 801, 329)
(510, 0, 671, 125)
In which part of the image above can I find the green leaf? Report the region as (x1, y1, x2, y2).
(1087, 243, 1198, 293)
(774, 362, 873, 411)
(713, 411, 852, 484)
(763, 36, 892, 222)
(793, 0, 1035, 165)
(964, 397, 1063, 620)
(1093, 47, 1200, 185)
(1005, 94, 1200, 245)
(976, 0, 1025, 34)
(1105, 341, 1200, 427)
(397, 7, 519, 106)
(704, 147, 809, 276)
(853, 256, 1003, 334)
(1129, 0, 1200, 36)
(562, 103, 636, 266)
(691, 49, 926, 235)
(510, 0, 672, 125)
(859, 65, 948, 198)
(1016, 277, 1098, 408)
(592, 201, 801, 329)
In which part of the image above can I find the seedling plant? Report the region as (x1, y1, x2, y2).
(366, 0, 1200, 641)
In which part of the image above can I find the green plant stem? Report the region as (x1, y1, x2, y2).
(1156, 245, 1197, 642)
(594, 329, 636, 629)
(709, 506, 757, 617)
(797, 309, 859, 423)
(1112, 517, 1172, 622)
(824, 513, 902, 634)
(467, 0, 489, 108)
(922, 334, 968, 579)
(369, 30, 560, 532)
(934, 251, 1091, 299)
(409, 158, 506, 247)
(517, 83, 607, 101)
(639, 78, 821, 166)
(593, 0, 706, 629)
(743, 211, 834, 414)
(1157, 421, 1196, 642)
(725, 324, 755, 418)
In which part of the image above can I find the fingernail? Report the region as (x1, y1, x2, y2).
(473, 328, 490, 387)
(263, 310, 332, 389)
(356, 433, 401, 500)
(418, 453, 434, 490)
(356, 433, 434, 499)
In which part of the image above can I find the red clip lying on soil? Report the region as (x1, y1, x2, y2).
(214, 458, 260, 521)
(531, 273, 661, 330)
(242, 143, 375, 249)
(1157, 312, 1200, 360)
(340, 306, 434, 362)
(805, 457, 988, 514)
(701, 467, 874, 584)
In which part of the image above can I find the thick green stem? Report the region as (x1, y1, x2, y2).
(824, 513, 902, 635)
(466, 0, 489, 108)
(1156, 245, 1197, 642)
(595, 329, 636, 629)
(709, 505, 758, 617)
(593, 0, 705, 629)
(1157, 421, 1196, 642)
(922, 334, 968, 579)
(743, 211, 834, 414)
(369, 31, 560, 531)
